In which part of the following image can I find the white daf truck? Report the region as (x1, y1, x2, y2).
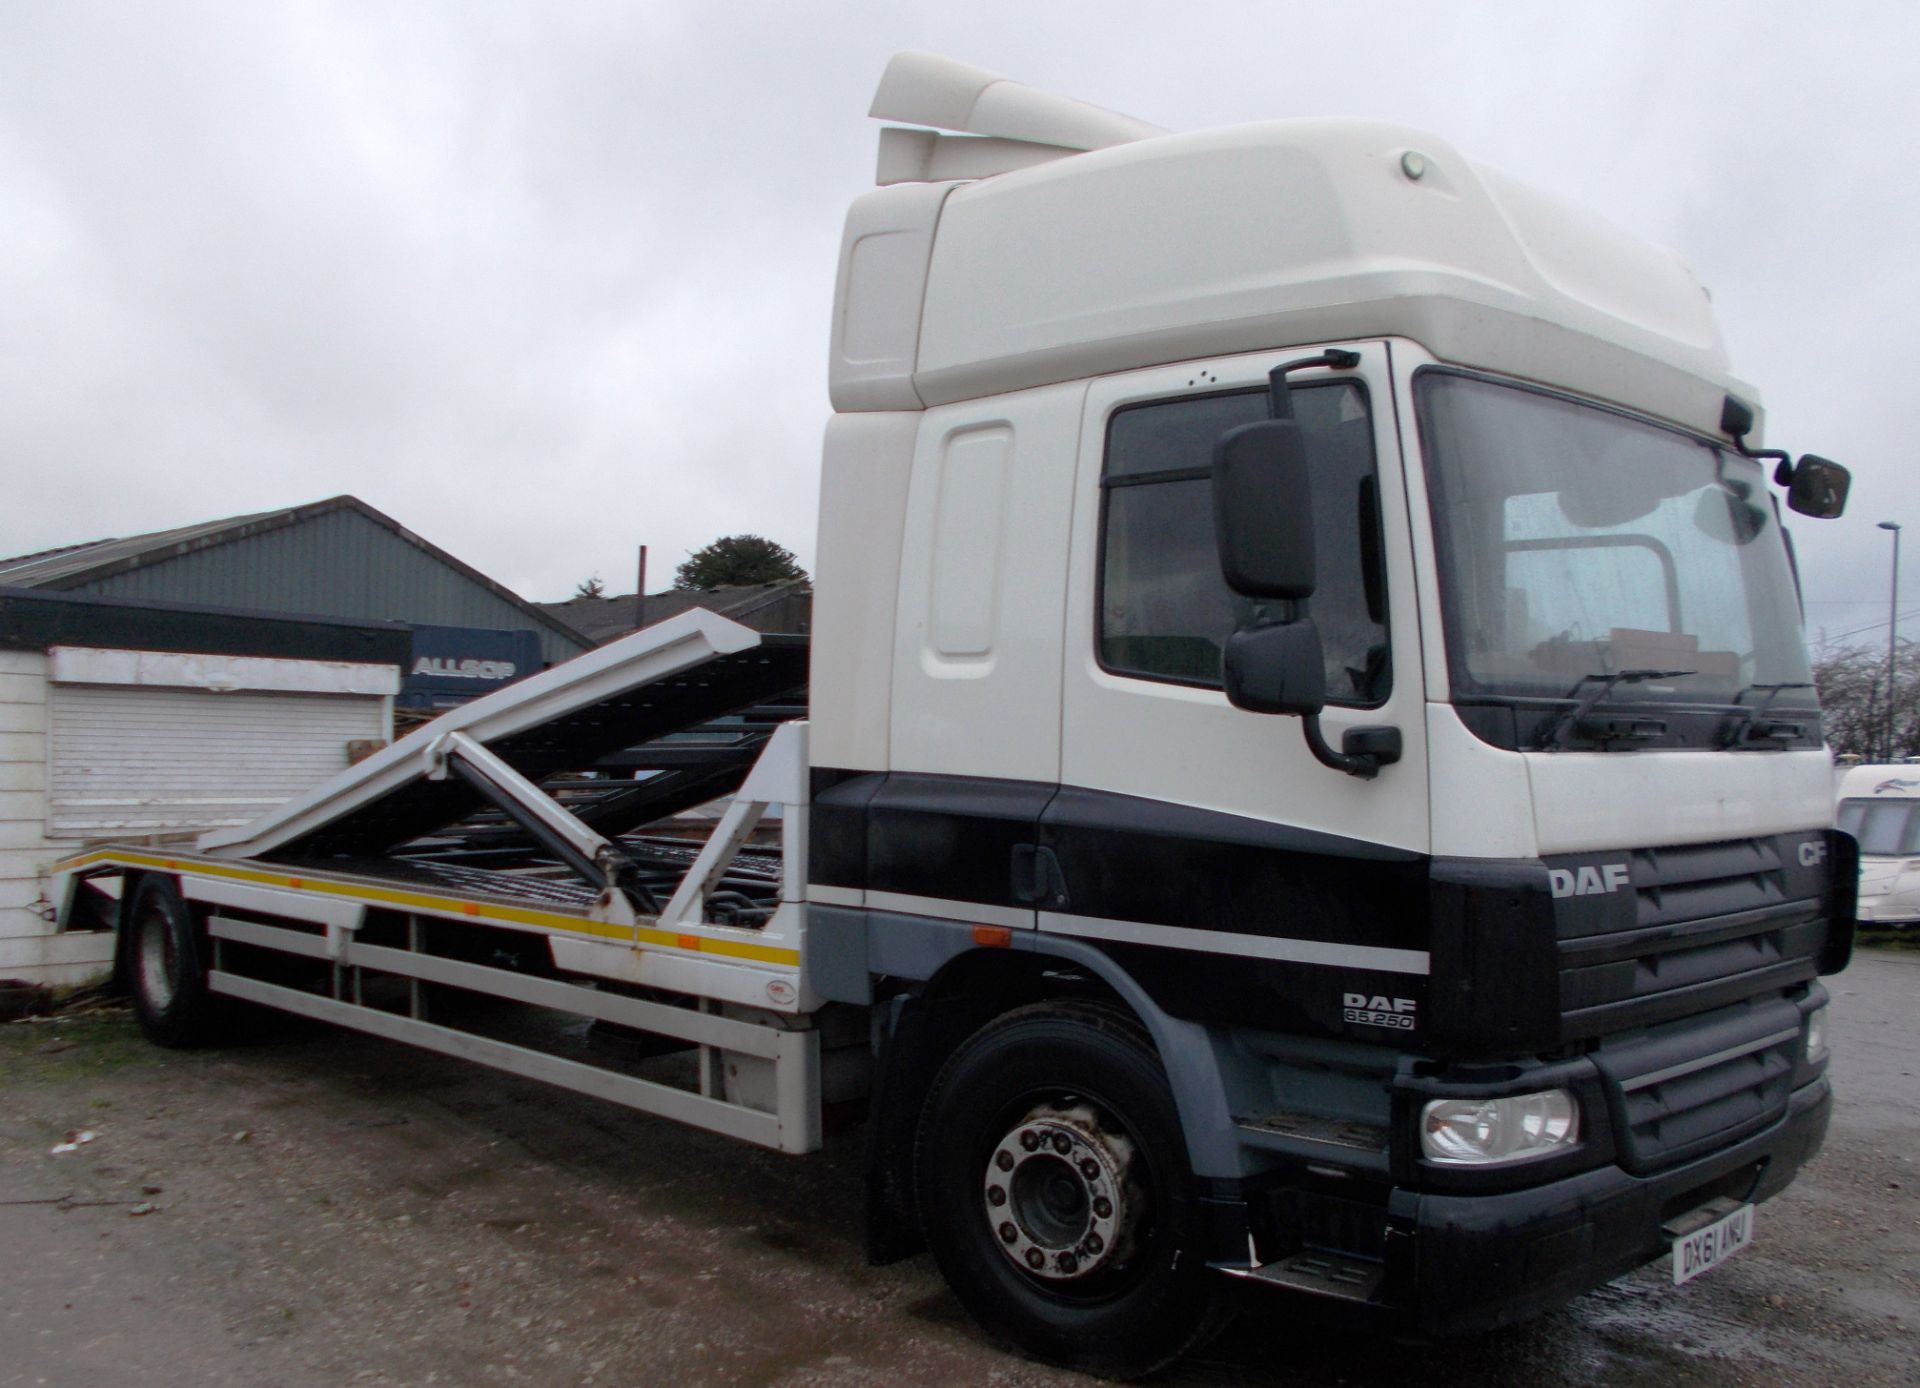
(52, 54, 1857, 1378)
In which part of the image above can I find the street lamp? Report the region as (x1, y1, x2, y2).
(1879, 520, 1902, 760)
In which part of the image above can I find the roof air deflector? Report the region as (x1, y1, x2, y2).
(869, 51, 1165, 185)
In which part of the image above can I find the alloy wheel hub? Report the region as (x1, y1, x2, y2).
(981, 1104, 1134, 1281)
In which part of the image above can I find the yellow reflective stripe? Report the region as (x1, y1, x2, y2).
(55, 849, 799, 967)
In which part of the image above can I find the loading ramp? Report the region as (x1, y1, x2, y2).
(55, 611, 831, 1152)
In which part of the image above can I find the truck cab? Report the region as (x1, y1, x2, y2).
(810, 52, 1854, 1371)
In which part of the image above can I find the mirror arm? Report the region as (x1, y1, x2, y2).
(1301, 717, 1401, 780)
(1719, 392, 1794, 481)
(1721, 393, 1847, 516)
(1267, 348, 1362, 420)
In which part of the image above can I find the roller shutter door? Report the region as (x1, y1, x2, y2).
(48, 685, 384, 837)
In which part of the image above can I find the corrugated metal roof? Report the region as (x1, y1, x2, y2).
(0, 507, 286, 586)
(0, 538, 123, 571)
(0, 497, 592, 662)
(538, 581, 809, 645)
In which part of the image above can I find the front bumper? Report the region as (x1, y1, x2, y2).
(1388, 1073, 1830, 1333)
(1855, 899, 1920, 927)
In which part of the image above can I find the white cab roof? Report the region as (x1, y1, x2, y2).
(836, 55, 1752, 436)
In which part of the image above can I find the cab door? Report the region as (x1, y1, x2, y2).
(1047, 343, 1433, 1026)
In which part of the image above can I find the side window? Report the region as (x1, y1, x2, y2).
(1098, 382, 1389, 704)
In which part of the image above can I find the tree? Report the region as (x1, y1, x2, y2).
(573, 574, 606, 599)
(674, 535, 808, 591)
(1813, 639, 1920, 761)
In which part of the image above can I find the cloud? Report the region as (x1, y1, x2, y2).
(0, 0, 1914, 630)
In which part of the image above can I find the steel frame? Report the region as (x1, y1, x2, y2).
(207, 913, 823, 1153)
(48, 611, 828, 1153)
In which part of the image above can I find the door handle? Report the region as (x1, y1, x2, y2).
(1010, 845, 1070, 910)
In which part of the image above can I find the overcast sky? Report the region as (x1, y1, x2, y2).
(2, 1, 1915, 644)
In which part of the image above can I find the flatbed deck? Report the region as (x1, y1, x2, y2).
(50, 613, 829, 1154)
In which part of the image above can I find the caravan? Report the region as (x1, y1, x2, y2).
(1836, 764, 1920, 928)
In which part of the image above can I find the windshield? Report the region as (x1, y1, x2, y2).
(1837, 798, 1920, 857)
(1416, 372, 1817, 751)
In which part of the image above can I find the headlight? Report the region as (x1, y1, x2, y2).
(1421, 1089, 1580, 1166)
(1806, 1005, 1829, 1062)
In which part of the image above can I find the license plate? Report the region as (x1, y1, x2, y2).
(1671, 1203, 1753, 1285)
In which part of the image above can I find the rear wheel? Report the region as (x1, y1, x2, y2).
(126, 875, 224, 1048)
(914, 1001, 1223, 1379)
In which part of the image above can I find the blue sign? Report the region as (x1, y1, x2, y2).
(401, 625, 542, 709)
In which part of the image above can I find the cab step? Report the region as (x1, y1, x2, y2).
(1222, 1249, 1385, 1303)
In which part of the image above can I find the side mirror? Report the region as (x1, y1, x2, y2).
(1213, 419, 1316, 598)
(1223, 620, 1326, 716)
(1214, 415, 1325, 717)
(1785, 456, 1850, 519)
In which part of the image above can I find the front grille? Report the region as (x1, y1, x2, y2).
(1591, 998, 1801, 1174)
(1556, 835, 1825, 1039)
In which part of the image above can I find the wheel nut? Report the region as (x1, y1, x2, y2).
(1052, 1133, 1072, 1155)
(1020, 1130, 1040, 1152)
(987, 1185, 1006, 1206)
(1079, 1158, 1099, 1180)
(999, 1222, 1018, 1243)
(1085, 1232, 1104, 1254)
(1057, 1251, 1079, 1274)
(1093, 1197, 1113, 1219)
(995, 1150, 1015, 1172)
(1026, 1248, 1045, 1269)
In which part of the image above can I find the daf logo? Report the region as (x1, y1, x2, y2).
(1344, 993, 1416, 1014)
(1798, 842, 1828, 868)
(1343, 993, 1416, 1030)
(1549, 863, 1631, 899)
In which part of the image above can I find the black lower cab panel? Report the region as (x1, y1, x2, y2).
(1228, 1073, 1830, 1331)
(1396, 1074, 1830, 1332)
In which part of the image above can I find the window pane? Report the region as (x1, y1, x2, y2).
(1106, 392, 1265, 478)
(1417, 373, 1812, 705)
(1099, 382, 1387, 703)
(1853, 801, 1916, 856)
(1101, 478, 1237, 682)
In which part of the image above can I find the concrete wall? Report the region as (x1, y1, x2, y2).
(0, 649, 113, 986)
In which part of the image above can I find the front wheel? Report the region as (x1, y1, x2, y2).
(914, 1001, 1223, 1379)
(126, 874, 224, 1048)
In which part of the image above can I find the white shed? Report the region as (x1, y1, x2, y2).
(0, 592, 408, 985)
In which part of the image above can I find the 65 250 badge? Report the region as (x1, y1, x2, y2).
(1344, 993, 1417, 1030)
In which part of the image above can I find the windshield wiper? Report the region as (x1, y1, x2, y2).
(1533, 668, 1695, 750)
(1718, 681, 1816, 747)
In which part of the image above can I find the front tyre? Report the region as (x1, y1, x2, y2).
(126, 874, 224, 1048)
(914, 1002, 1223, 1379)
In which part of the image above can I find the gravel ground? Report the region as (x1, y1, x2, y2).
(1, 952, 1916, 1388)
